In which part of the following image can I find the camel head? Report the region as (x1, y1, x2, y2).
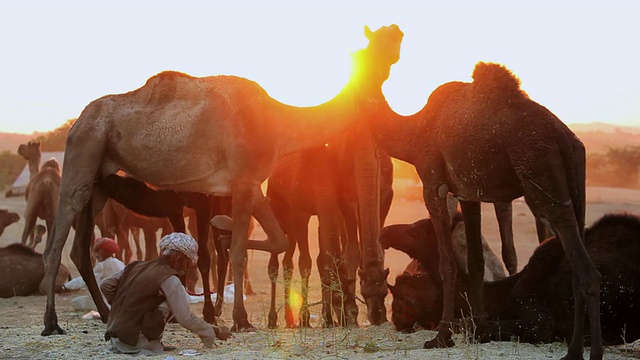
(0, 209, 20, 228)
(349, 24, 404, 93)
(358, 266, 390, 325)
(41, 158, 61, 172)
(17, 140, 42, 160)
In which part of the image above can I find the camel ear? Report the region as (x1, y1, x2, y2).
(364, 25, 373, 40)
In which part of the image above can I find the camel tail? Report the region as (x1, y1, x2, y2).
(471, 62, 527, 98)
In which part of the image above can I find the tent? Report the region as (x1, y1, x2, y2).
(5, 152, 65, 197)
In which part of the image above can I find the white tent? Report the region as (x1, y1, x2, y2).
(5, 152, 65, 197)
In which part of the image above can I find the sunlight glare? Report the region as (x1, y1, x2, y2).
(288, 289, 304, 324)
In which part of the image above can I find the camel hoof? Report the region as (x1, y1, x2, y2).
(213, 325, 233, 341)
(231, 320, 256, 333)
(423, 335, 455, 349)
(211, 215, 233, 232)
(559, 352, 586, 360)
(41, 324, 66, 336)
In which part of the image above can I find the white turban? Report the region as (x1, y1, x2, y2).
(159, 232, 199, 263)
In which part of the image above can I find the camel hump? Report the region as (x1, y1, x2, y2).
(41, 158, 60, 172)
(472, 62, 526, 97)
(2, 243, 39, 256)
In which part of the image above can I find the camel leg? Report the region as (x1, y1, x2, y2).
(535, 216, 554, 243)
(248, 197, 289, 254)
(280, 225, 297, 327)
(493, 202, 517, 275)
(296, 217, 313, 328)
(212, 226, 229, 317)
(228, 185, 259, 332)
(42, 187, 93, 335)
(519, 150, 601, 360)
(194, 204, 216, 324)
(143, 227, 158, 260)
(267, 252, 280, 328)
(21, 209, 38, 247)
(459, 201, 486, 317)
(422, 182, 456, 348)
(338, 199, 360, 326)
(70, 196, 110, 321)
(130, 227, 143, 261)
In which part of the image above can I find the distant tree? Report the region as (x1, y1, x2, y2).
(37, 119, 75, 152)
(0, 150, 25, 192)
(605, 146, 640, 187)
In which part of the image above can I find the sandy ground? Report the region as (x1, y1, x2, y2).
(1, 184, 639, 359)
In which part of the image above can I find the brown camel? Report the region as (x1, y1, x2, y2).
(0, 209, 20, 238)
(0, 243, 70, 298)
(41, 23, 403, 336)
(388, 213, 640, 347)
(18, 140, 42, 181)
(367, 62, 601, 359)
(266, 145, 394, 328)
(21, 159, 61, 249)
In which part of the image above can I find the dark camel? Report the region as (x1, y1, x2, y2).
(21, 159, 61, 249)
(387, 213, 640, 346)
(0, 209, 20, 238)
(367, 62, 601, 359)
(266, 145, 393, 328)
(41, 24, 403, 336)
(0, 242, 70, 298)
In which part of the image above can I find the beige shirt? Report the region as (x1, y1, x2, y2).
(101, 269, 216, 354)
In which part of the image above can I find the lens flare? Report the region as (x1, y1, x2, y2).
(289, 289, 304, 324)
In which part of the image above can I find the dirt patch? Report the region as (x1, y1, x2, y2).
(1, 187, 640, 359)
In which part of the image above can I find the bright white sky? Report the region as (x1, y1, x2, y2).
(0, 0, 638, 134)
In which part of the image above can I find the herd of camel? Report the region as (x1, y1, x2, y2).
(1, 23, 639, 360)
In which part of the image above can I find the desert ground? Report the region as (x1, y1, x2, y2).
(1, 182, 639, 359)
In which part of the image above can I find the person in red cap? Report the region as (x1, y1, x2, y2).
(60, 237, 125, 313)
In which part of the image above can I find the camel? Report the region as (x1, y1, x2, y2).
(97, 174, 255, 320)
(18, 140, 42, 181)
(387, 213, 640, 346)
(21, 158, 61, 249)
(380, 213, 507, 286)
(0, 209, 20, 237)
(266, 145, 394, 328)
(41, 23, 404, 336)
(0, 242, 70, 298)
(365, 61, 602, 359)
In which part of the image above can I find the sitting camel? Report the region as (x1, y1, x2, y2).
(0, 209, 20, 238)
(266, 145, 394, 328)
(366, 61, 601, 358)
(386, 213, 640, 346)
(21, 158, 61, 249)
(0, 242, 70, 298)
(42, 24, 404, 335)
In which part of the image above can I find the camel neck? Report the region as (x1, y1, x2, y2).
(273, 67, 389, 156)
(29, 154, 41, 179)
(366, 93, 426, 165)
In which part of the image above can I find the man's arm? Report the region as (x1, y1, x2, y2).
(160, 276, 218, 347)
(100, 269, 123, 305)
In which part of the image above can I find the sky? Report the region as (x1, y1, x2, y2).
(0, 0, 639, 134)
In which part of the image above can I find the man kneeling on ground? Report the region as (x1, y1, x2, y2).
(101, 232, 231, 355)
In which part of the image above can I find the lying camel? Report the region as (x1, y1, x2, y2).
(0, 209, 20, 238)
(0, 242, 70, 298)
(386, 213, 640, 345)
(21, 158, 61, 249)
